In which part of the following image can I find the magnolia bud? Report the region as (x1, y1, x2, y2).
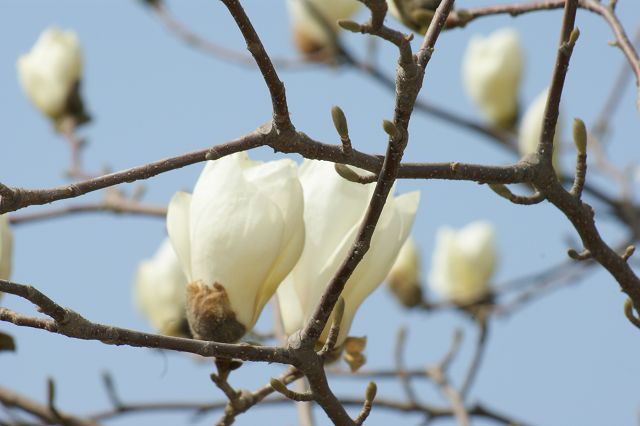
(428, 221, 497, 305)
(167, 152, 305, 342)
(277, 160, 419, 347)
(134, 239, 189, 337)
(462, 28, 523, 129)
(17, 27, 89, 128)
(387, 238, 423, 308)
(286, 0, 361, 57)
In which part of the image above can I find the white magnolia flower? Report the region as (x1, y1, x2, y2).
(134, 238, 189, 337)
(386, 237, 423, 307)
(287, 0, 361, 55)
(519, 88, 562, 173)
(277, 160, 420, 346)
(167, 152, 305, 342)
(462, 28, 524, 128)
(17, 27, 83, 122)
(428, 221, 497, 304)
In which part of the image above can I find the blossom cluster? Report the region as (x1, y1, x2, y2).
(136, 153, 420, 347)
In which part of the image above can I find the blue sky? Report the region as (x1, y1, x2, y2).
(2, 1, 640, 425)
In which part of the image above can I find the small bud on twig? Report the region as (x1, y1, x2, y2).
(334, 163, 377, 184)
(269, 378, 314, 401)
(567, 248, 591, 261)
(572, 118, 587, 155)
(331, 106, 349, 138)
(382, 119, 400, 139)
(623, 298, 640, 329)
(354, 381, 377, 425)
(365, 381, 377, 402)
(568, 27, 580, 47)
(488, 183, 513, 200)
(338, 20, 362, 33)
(622, 245, 635, 261)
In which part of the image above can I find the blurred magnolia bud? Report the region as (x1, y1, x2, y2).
(134, 238, 189, 337)
(386, 0, 441, 34)
(519, 88, 562, 174)
(462, 28, 523, 129)
(17, 27, 89, 128)
(428, 221, 497, 305)
(286, 0, 361, 57)
(276, 160, 420, 348)
(167, 152, 305, 342)
(386, 237, 423, 308)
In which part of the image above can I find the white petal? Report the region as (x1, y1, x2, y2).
(462, 28, 523, 126)
(428, 221, 497, 303)
(166, 191, 193, 282)
(189, 159, 286, 328)
(16, 27, 82, 119)
(248, 160, 305, 324)
(134, 239, 188, 335)
(335, 191, 419, 345)
(277, 275, 306, 337)
(299, 160, 373, 264)
(286, 160, 420, 345)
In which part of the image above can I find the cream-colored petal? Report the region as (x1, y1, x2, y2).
(16, 27, 82, 120)
(334, 191, 419, 345)
(134, 239, 187, 335)
(428, 221, 497, 303)
(166, 191, 193, 283)
(277, 275, 306, 337)
(299, 160, 372, 265)
(245, 159, 305, 323)
(189, 159, 286, 329)
(462, 28, 523, 127)
(285, 161, 420, 345)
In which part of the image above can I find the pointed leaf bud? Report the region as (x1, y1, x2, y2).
(572, 118, 587, 154)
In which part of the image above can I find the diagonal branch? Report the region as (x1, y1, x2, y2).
(220, 0, 293, 131)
